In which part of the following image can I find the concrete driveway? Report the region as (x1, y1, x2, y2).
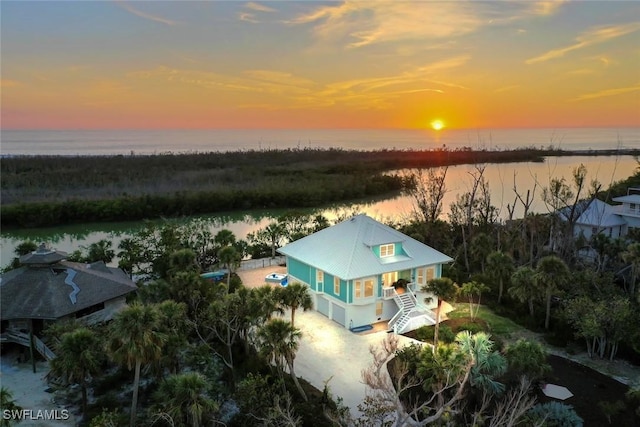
(287, 308, 422, 417)
(237, 264, 424, 416)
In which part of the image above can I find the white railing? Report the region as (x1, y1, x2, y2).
(383, 287, 396, 299)
(616, 206, 640, 217)
(388, 308, 404, 331)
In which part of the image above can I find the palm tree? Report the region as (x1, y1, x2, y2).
(622, 242, 640, 298)
(534, 255, 569, 330)
(214, 229, 236, 247)
(154, 372, 218, 427)
(279, 282, 313, 327)
(509, 266, 539, 318)
(218, 245, 241, 291)
(156, 300, 189, 375)
(470, 232, 491, 274)
(256, 318, 307, 401)
(455, 331, 507, 395)
(85, 239, 115, 264)
(0, 387, 22, 427)
(50, 327, 101, 414)
(107, 303, 165, 427)
(486, 250, 514, 304)
(422, 277, 459, 349)
(264, 222, 285, 259)
(459, 281, 489, 320)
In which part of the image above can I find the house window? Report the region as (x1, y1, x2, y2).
(376, 301, 383, 317)
(355, 278, 375, 298)
(380, 244, 395, 257)
(631, 203, 637, 212)
(382, 271, 397, 287)
(316, 270, 324, 284)
(426, 267, 435, 281)
(364, 279, 374, 297)
(334, 277, 340, 295)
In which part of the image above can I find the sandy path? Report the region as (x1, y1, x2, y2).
(1, 355, 76, 426)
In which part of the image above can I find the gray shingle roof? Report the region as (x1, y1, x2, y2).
(0, 260, 137, 320)
(278, 214, 453, 280)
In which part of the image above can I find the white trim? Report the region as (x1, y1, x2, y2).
(380, 243, 395, 257)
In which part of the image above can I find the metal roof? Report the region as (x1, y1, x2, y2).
(559, 199, 626, 227)
(278, 214, 453, 280)
(612, 194, 640, 204)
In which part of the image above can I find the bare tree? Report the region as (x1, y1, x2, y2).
(360, 335, 473, 427)
(408, 167, 448, 224)
(542, 163, 601, 259)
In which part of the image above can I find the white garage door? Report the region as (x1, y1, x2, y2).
(316, 296, 329, 317)
(332, 303, 346, 326)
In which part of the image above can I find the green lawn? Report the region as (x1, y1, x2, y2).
(446, 303, 525, 337)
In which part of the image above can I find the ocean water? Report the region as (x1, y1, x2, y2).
(1, 127, 639, 156)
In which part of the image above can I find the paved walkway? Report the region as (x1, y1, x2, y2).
(288, 309, 423, 417)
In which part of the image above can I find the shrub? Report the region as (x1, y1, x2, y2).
(504, 339, 550, 381)
(598, 400, 626, 424)
(415, 325, 434, 343)
(438, 325, 455, 343)
(459, 321, 484, 334)
(527, 402, 584, 427)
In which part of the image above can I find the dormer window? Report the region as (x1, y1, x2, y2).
(380, 244, 395, 257)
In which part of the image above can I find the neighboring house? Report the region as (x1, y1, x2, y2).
(612, 188, 640, 230)
(278, 214, 453, 334)
(0, 244, 137, 360)
(560, 198, 628, 240)
(559, 188, 640, 241)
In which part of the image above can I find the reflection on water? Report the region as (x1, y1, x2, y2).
(1, 156, 636, 268)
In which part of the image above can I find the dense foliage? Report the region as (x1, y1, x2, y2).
(4, 147, 634, 227)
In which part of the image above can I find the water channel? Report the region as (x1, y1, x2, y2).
(2, 156, 636, 268)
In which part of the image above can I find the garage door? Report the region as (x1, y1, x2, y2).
(316, 296, 329, 317)
(332, 303, 346, 326)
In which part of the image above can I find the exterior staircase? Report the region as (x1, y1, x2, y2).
(1, 329, 56, 360)
(388, 288, 436, 334)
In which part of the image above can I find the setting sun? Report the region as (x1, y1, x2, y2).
(431, 120, 445, 131)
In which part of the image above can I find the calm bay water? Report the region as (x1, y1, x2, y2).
(2, 127, 639, 156)
(1, 152, 637, 268)
(1, 128, 638, 267)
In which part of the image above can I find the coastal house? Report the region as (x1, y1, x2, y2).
(560, 198, 628, 240)
(612, 188, 640, 230)
(559, 188, 640, 242)
(277, 214, 453, 334)
(0, 244, 137, 360)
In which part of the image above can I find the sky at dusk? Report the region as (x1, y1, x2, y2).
(1, 1, 639, 130)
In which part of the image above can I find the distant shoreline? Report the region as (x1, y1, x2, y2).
(2, 147, 638, 228)
(1, 146, 639, 159)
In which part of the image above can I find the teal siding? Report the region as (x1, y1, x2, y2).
(288, 257, 311, 284)
(396, 243, 407, 256)
(324, 272, 347, 303)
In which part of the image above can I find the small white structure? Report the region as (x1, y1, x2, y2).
(541, 384, 574, 400)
